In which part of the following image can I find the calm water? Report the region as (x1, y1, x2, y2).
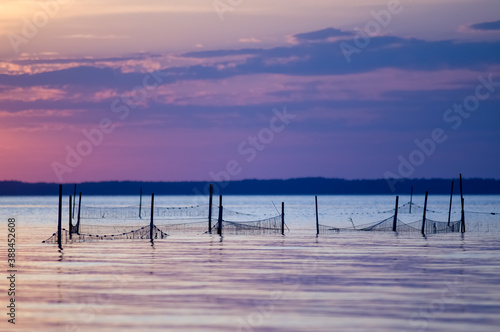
(1, 195, 500, 332)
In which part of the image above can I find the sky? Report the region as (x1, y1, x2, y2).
(0, 0, 500, 183)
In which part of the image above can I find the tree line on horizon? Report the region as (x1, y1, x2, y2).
(0, 178, 499, 195)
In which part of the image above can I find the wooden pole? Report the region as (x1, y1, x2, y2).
(69, 195, 73, 240)
(459, 174, 464, 202)
(139, 187, 143, 218)
(57, 184, 62, 248)
(393, 196, 399, 232)
(448, 181, 454, 227)
(460, 174, 465, 233)
(315, 196, 319, 235)
(461, 198, 466, 233)
(208, 184, 213, 234)
(281, 202, 285, 235)
(217, 195, 223, 236)
(409, 186, 413, 214)
(72, 184, 76, 219)
(421, 191, 428, 235)
(77, 192, 82, 234)
(150, 193, 155, 241)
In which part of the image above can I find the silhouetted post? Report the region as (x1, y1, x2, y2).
(460, 174, 465, 232)
(281, 202, 285, 235)
(422, 191, 428, 235)
(139, 187, 143, 218)
(315, 196, 319, 235)
(393, 196, 399, 232)
(150, 193, 155, 240)
(217, 195, 223, 236)
(461, 198, 466, 233)
(77, 192, 82, 234)
(57, 184, 62, 248)
(150, 193, 155, 241)
(72, 184, 77, 219)
(208, 184, 213, 234)
(448, 181, 454, 227)
(69, 195, 73, 240)
(409, 186, 413, 214)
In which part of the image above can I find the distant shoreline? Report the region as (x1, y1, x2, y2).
(1, 178, 499, 196)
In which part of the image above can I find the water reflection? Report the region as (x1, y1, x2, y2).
(11, 231, 500, 331)
(5, 196, 500, 332)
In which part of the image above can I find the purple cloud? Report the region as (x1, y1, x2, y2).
(470, 19, 500, 31)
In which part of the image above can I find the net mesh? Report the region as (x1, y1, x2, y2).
(214, 214, 285, 235)
(462, 211, 500, 232)
(43, 202, 285, 243)
(318, 224, 340, 234)
(319, 215, 462, 234)
(44, 198, 499, 242)
(318, 201, 498, 235)
(78, 204, 251, 220)
(42, 224, 167, 244)
(356, 216, 461, 233)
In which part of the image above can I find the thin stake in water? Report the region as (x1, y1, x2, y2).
(150, 193, 155, 242)
(315, 196, 319, 235)
(409, 186, 413, 214)
(448, 181, 454, 227)
(281, 202, 285, 235)
(393, 196, 399, 232)
(72, 184, 77, 219)
(422, 191, 429, 236)
(217, 195, 223, 236)
(69, 195, 72, 240)
(460, 174, 465, 233)
(139, 187, 143, 219)
(77, 192, 82, 234)
(461, 198, 466, 233)
(57, 184, 62, 248)
(208, 184, 213, 234)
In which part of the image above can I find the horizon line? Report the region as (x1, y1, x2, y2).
(3, 176, 500, 185)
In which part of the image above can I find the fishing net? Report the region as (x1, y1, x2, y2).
(461, 211, 500, 232)
(43, 201, 285, 243)
(213, 214, 285, 235)
(318, 224, 340, 234)
(355, 216, 461, 233)
(78, 203, 252, 219)
(318, 201, 498, 235)
(42, 224, 167, 244)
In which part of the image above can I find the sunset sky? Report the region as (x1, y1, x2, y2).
(1, 0, 500, 183)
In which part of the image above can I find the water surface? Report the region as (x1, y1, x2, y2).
(1, 195, 500, 331)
